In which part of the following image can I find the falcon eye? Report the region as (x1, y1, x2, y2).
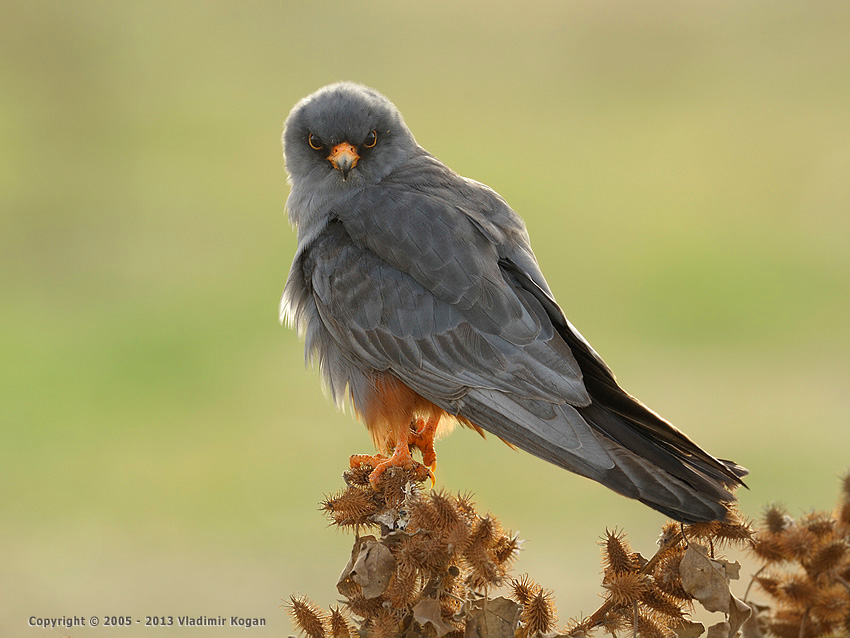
(363, 130, 378, 148)
(307, 133, 323, 150)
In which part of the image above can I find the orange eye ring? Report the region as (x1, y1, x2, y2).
(308, 133, 323, 150)
(363, 130, 378, 148)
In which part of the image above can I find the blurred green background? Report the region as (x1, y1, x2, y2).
(2, 1, 848, 635)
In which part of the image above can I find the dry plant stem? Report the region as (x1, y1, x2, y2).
(742, 564, 766, 602)
(586, 529, 686, 629)
(799, 607, 809, 638)
(632, 599, 638, 638)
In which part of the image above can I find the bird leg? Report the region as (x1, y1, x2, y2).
(408, 415, 440, 473)
(349, 419, 437, 487)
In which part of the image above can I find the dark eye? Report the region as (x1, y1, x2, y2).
(307, 133, 323, 150)
(363, 130, 378, 148)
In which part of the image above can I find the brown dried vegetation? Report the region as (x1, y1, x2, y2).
(746, 473, 850, 638)
(294, 465, 529, 637)
(287, 464, 850, 638)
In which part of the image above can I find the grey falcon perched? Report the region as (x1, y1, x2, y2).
(280, 82, 746, 523)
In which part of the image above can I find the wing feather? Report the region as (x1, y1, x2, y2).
(288, 154, 745, 522)
(303, 219, 592, 411)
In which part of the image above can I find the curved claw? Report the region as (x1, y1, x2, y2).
(349, 417, 441, 489)
(350, 446, 433, 489)
(409, 416, 440, 473)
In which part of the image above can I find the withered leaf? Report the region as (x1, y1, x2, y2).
(680, 544, 734, 613)
(673, 619, 705, 637)
(714, 557, 742, 581)
(726, 594, 752, 637)
(337, 535, 376, 597)
(706, 621, 731, 638)
(740, 601, 769, 638)
(351, 539, 396, 598)
(464, 596, 521, 638)
(680, 544, 751, 637)
(337, 536, 396, 599)
(412, 598, 455, 637)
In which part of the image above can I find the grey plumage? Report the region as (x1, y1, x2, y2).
(281, 82, 747, 523)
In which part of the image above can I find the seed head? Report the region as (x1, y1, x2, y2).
(285, 595, 327, 638)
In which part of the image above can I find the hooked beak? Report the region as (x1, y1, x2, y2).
(327, 142, 360, 179)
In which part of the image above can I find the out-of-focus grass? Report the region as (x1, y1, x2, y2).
(1, 1, 848, 635)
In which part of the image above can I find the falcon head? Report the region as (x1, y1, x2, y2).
(283, 82, 416, 193)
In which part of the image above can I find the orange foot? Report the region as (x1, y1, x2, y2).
(409, 415, 440, 473)
(349, 424, 436, 488)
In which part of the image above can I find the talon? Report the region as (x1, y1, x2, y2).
(409, 416, 440, 476)
(349, 423, 438, 488)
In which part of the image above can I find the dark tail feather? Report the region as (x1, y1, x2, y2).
(498, 257, 748, 522)
(562, 325, 748, 522)
(578, 401, 744, 523)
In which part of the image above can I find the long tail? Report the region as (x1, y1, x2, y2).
(562, 306, 747, 522)
(464, 259, 749, 523)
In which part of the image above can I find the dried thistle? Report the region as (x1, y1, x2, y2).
(750, 531, 789, 563)
(838, 501, 850, 532)
(710, 519, 755, 548)
(492, 532, 521, 566)
(429, 490, 462, 533)
(601, 528, 639, 574)
(802, 511, 836, 538)
(294, 460, 850, 638)
(510, 574, 541, 606)
(652, 549, 691, 601)
(602, 570, 648, 606)
(807, 538, 849, 577)
(463, 515, 504, 589)
(384, 564, 420, 610)
(407, 494, 439, 531)
(767, 607, 824, 638)
(368, 607, 400, 638)
(754, 573, 782, 597)
(285, 595, 327, 638)
(639, 587, 686, 621)
(438, 573, 464, 619)
(395, 533, 442, 573)
(777, 572, 817, 605)
(563, 615, 594, 637)
(598, 610, 627, 636)
(744, 476, 850, 637)
(467, 514, 498, 550)
(453, 491, 477, 521)
(379, 466, 416, 509)
(342, 464, 372, 488)
(811, 582, 850, 624)
(321, 487, 378, 527)
(344, 593, 385, 620)
(764, 503, 793, 534)
(520, 587, 558, 636)
(463, 541, 502, 590)
(633, 613, 669, 638)
(656, 521, 683, 553)
(684, 520, 720, 541)
(781, 524, 818, 561)
(327, 605, 353, 638)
